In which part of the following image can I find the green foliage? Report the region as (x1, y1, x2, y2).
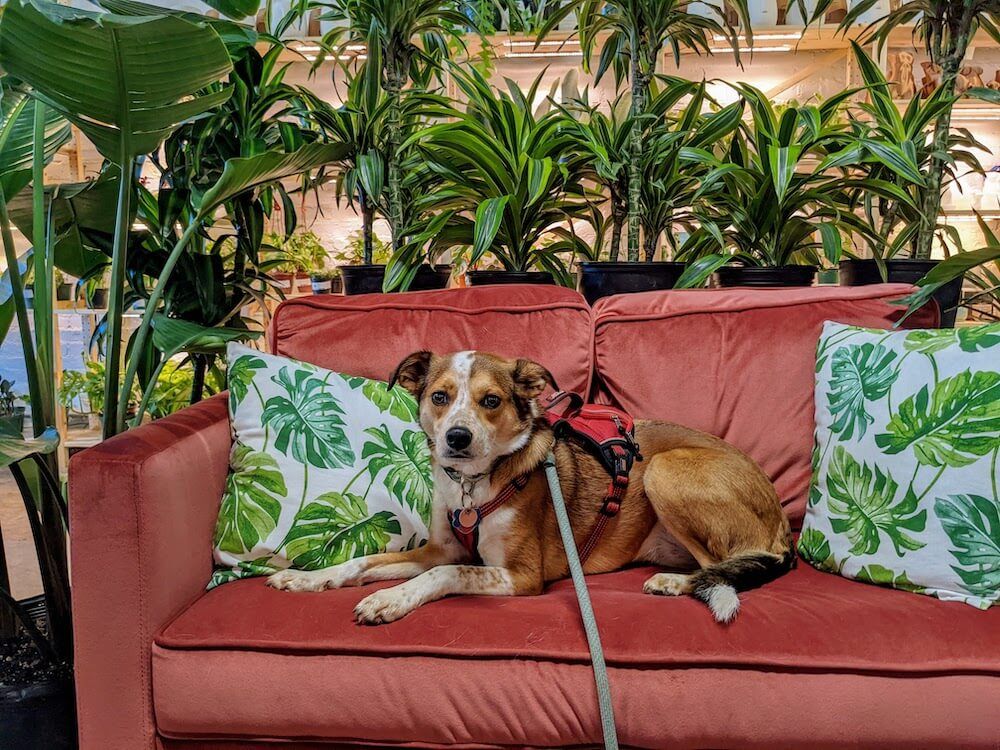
(362, 426, 433, 517)
(262, 367, 355, 469)
(0, 428, 58, 467)
(826, 446, 927, 557)
(0, 378, 18, 417)
(797, 527, 834, 570)
(228, 353, 267, 411)
(875, 370, 1000, 469)
(855, 564, 924, 593)
(935, 494, 1000, 599)
(827, 342, 899, 441)
(214, 443, 287, 554)
(58, 361, 113, 416)
(263, 230, 329, 274)
(283, 491, 400, 569)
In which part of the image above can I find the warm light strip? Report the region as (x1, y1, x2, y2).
(506, 51, 584, 58)
(506, 39, 581, 48)
(713, 32, 802, 41)
(304, 54, 368, 62)
(711, 45, 792, 52)
(943, 214, 1000, 221)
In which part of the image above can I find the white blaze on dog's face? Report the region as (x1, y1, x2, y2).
(389, 351, 555, 475)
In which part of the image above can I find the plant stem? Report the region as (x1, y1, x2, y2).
(385, 65, 405, 252)
(914, 0, 975, 260)
(0, 521, 15, 638)
(131, 355, 169, 428)
(627, 35, 646, 263)
(361, 192, 375, 265)
(116, 220, 202, 434)
(609, 209, 623, 262)
(32, 102, 54, 433)
(190, 353, 207, 405)
(103, 156, 136, 439)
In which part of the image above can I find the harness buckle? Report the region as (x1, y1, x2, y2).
(601, 498, 622, 517)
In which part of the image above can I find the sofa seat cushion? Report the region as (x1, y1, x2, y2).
(268, 285, 594, 397)
(153, 564, 1000, 747)
(591, 285, 940, 526)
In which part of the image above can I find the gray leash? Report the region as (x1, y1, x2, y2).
(543, 452, 620, 750)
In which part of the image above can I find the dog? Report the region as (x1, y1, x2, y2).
(268, 351, 794, 624)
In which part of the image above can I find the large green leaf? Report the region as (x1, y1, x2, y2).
(798, 527, 834, 570)
(228, 353, 267, 411)
(214, 443, 286, 555)
(0, 78, 70, 183)
(96, 0, 259, 50)
(196, 144, 350, 221)
(935, 494, 1000, 599)
(262, 367, 355, 469)
(283, 491, 400, 570)
(342, 375, 419, 422)
(875, 370, 1000, 468)
(0, 0, 233, 162)
(150, 314, 261, 357)
(903, 329, 958, 356)
(0, 427, 58, 467)
(362, 425, 433, 518)
(956, 323, 1000, 353)
(827, 342, 899, 440)
(855, 563, 924, 593)
(0, 249, 31, 345)
(825, 446, 926, 556)
(899, 246, 1000, 317)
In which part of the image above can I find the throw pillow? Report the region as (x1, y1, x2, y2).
(209, 343, 432, 588)
(802, 321, 1000, 609)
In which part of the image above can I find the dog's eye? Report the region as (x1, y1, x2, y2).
(481, 394, 501, 409)
(431, 391, 449, 406)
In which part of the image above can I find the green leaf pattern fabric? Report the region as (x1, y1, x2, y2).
(803, 322, 1000, 609)
(210, 343, 431, 588)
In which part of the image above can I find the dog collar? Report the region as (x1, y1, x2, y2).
(441, 466, 491, 508)
(448, 473, 529, 562)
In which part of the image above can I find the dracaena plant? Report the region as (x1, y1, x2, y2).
(681, 84, 915, 268)
(845, 42, 985, 268)
(538, 0, 751, 261)
(800, 0, 1000, 260)
(308, 0, 489, 250)
(409, 67, 594, 285)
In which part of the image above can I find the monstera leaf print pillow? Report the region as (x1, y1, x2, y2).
(802, 321, 1000, 609)
(209, 343, 432, 588)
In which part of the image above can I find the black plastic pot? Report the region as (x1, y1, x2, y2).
(56, 284, 73, 302)
(0, 675, 76, 750)
(839, 258, 962, 327)
(715, 265, 818, 288)
(466, 270, 555, 286)
(340, 264, 452, 295)
(88, 288, 109, 309)
(577, 261, 686, 304)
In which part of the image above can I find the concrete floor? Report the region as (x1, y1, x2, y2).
(1, 473, 44, 600)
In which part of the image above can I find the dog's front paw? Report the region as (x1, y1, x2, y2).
(267, 569, 333, 592)
(354, 589, 416, 625)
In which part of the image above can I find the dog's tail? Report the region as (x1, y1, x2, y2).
(690, 549, 795, 623)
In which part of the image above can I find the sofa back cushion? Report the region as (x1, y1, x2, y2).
(270, 285, 593, 396)
(592, 285, 939, 526)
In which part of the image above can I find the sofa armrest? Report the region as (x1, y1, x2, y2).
(69, 394, 231, 750)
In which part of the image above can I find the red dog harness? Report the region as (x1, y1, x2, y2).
(448, 392, 642, 563)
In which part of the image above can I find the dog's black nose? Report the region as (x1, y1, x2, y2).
(445, 427, 473, 451)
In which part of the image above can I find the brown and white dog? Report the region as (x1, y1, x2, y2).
(268, 351, 794, 624)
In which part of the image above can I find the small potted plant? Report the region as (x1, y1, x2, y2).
(83, 270, 110, 309)
(838, 44, 973, 326)
(0, 379, 25, 436)
(54, 270, 73, 302)
(264, 231, 329, 296)
(333, 231, 395, 295)
(58, 362, 106, 431)
(310, 268, 342, 295)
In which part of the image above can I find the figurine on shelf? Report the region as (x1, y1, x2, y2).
(920, 61, 942, 97)
(959, 64, 986, 91)
(888, 51, 917, 99)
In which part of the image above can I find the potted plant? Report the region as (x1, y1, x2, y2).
(310, 268, 342, 295)
(329, 230, 392, 295)
(415, 68, 594, 287)
(264, 230, 329, 295)
(805, 0, 1000, 260)
(0, 430, 73, 750)
(683, 85, 895, 287)
(0, 379, 25, 436)
(538, 0, 750, 280)
(838, 43, 978, 326)
(83, 269, 110, 310)
(53, 270, 72, 302)
(57, 362, 107, 431)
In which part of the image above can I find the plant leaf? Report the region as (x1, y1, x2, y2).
(283, 491, 400, 570)
(262, 367, 355, 469)
(0, 427, 59, 467)
(935, 494, 1000, 599)
(151, 314, 260, 357)
(361, 425, 432, 518)
(827, 342, 899, 440)
(826, 446, 926, 556)
(227, 353, 266, 411)
(214, 443, 286, 555)
(875, 370, 1000, 468)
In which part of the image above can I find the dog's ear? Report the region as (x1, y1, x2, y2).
(389, 351, 433, 397)
(512, 358, 557, 400)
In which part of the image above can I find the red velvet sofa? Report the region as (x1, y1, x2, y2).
(69, 284, 1000, 750)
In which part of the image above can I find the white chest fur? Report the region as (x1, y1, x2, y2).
(433, 465, 513, 567)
